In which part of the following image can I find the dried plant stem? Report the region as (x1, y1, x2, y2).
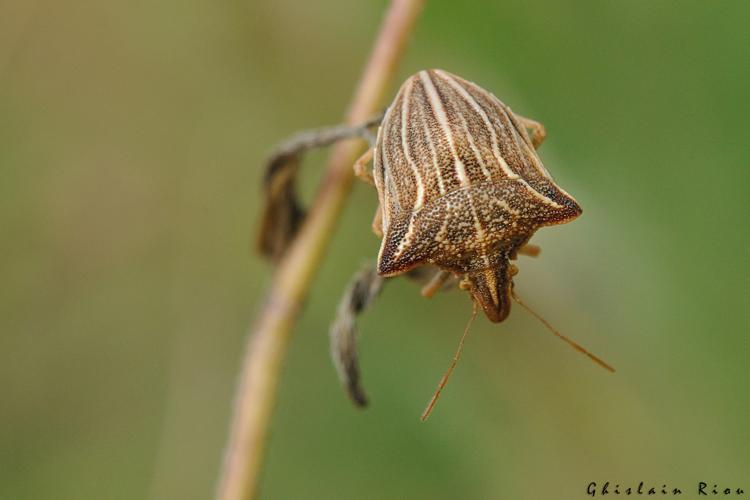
(214, 2, 425, 500)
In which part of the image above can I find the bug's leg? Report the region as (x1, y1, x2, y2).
(517, 243, 541, 257)
(404, 266, 458, 296)
(330, 264, 384, 407)
(353, 148, 375, 186)
(258, 113, 384, 262)
(515, 114, 547, 149)
(420, 270, 453, 298)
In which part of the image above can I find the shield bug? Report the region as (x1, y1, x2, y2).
(369, 69, 582, 320)
(259, 69, 613, 420)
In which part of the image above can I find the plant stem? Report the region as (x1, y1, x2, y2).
(214, 2, 425, 499)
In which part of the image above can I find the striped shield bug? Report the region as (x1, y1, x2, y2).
(259, 69, 613, 420)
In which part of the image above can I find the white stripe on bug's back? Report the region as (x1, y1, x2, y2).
(419, 109, 447, 195)
(434, 70, 517, 179)
(436, 72, 561, 209)
(401, 78, 426, 211)
(373, 127, 391, 233)
(503, 107, 539, 178)
(498, 117, 564, 208)
(458, 84, 562, 209)
(506, 111, 554, 180)
(519, 178, 563, 208)
(393, 219, 417, 260)
(382, 104, 405, 216)
(378, 120, 401, 230)
(433, 213, 450, 244)
(419, 71, 471, 187)
(467, 194, 487, 242)
(452, 107, 493, 181)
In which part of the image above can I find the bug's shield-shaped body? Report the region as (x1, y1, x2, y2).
(372, 69, 582, 322)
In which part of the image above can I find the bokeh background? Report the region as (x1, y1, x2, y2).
(2, 1, 749, 499)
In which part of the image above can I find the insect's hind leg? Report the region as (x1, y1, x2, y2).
(515, 114, 547, 149)
(258, 113, 384, 261)
(330, 263, 384, 407)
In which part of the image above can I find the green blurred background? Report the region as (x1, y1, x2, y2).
(2, 1, 749, 499)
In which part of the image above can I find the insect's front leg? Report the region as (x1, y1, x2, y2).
(352, 147, 385, 238)
(330, 263, 384, 407)
(353, 148, 375, 185)
(517, 243, 541, 257)
(515, 114, 547, 149)
(403, 266, 458, 297)
(420, 270, 454, 298)
(258, 113, 384, 261)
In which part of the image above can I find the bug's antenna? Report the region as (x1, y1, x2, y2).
(511, 290, 615, 373)
(421, 300, 478, 422)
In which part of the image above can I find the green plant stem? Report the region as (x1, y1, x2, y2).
(214, 2, 425, 499)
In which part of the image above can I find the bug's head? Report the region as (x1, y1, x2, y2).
(462, 258, 518, 323)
